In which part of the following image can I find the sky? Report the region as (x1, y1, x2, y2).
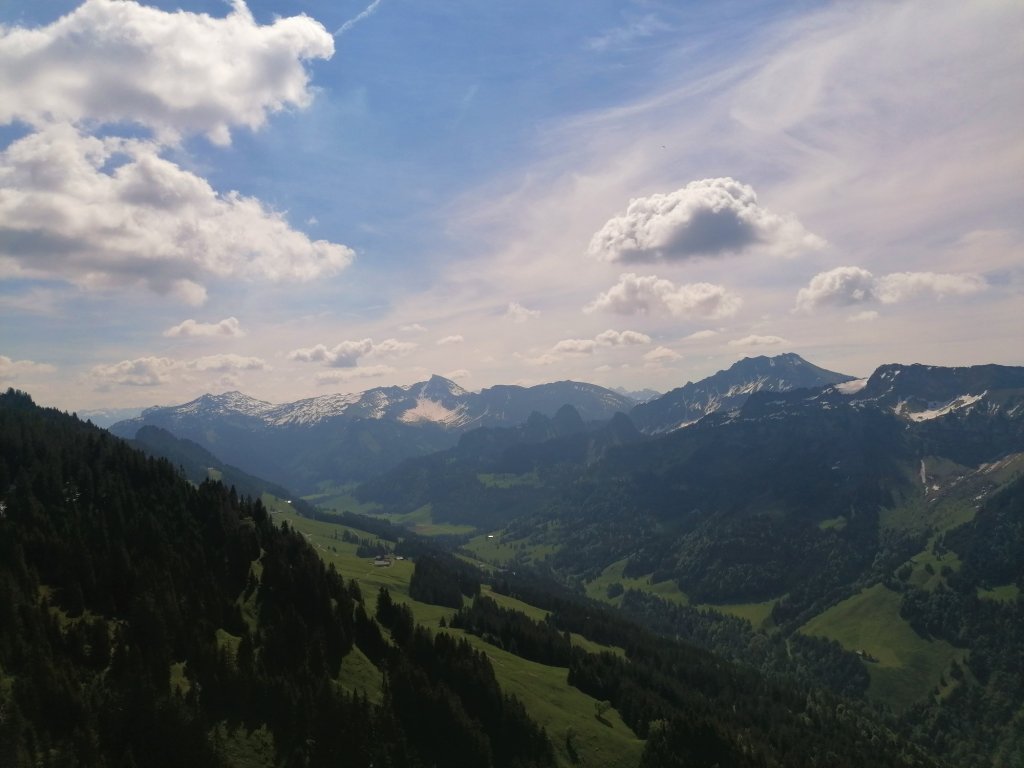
(0, 0, 1021, 412)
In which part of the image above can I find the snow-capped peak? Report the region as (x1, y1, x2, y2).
(176, 391, 275, 418)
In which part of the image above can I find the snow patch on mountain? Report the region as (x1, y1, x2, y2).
(904, 392, 987, 422)
(399, 398, 471, 427)
(267, 392, 362, 426)
(175, 391, 275, 418)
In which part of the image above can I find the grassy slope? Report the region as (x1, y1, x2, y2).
(270, 503, 644, 768)
(584, 558, 689, 608)
(800, 583, 965, 711)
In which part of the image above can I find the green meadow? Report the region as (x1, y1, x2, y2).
(800, 583, 965, 711)
(272, 505, 644, 768)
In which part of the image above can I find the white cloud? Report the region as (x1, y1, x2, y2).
(794, 266, 876, 311)
(315, 365, 395, 384)
(595, 329, 651, 346)
(90, 356, 177, 387)
(587, 178, 825, 264)
(185, 354, 267, 372)
(548, 328, 651, 359)
(164, 317, 245, 338)
(728, 335, 788, 347)
(684, 329, 718, 341)
(0, 355, 57, 380)
(335, 0, 385, 37)
(88, 352, 267, 387)
(505, 301, 540, 322)
(643, 346, 680, 363)
(795, 266, 986, 312)
(400, 323, 428, 333)
(437, 335, 464, 346)
(0, 125, 354, 303)
(0, 0, 334, 146)
(552, 339, 597, 355)
(372, 338, 417, 357)
(586, 14, 670, 52)
(444, 368, 471, 381)
(289, 338, 416, 368)
(585, 273, 742, 319)
(874, 272, 987, 303)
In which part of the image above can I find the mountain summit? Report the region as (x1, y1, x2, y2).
(630, 353, 856, 433)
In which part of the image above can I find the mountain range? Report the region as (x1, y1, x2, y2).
(110, 375, 635, 491)
(109, 354, 854, 491)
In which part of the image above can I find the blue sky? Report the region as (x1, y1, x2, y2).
(1, 0, 1021, 411)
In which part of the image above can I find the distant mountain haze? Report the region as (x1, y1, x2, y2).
(110, 374, 637, 492)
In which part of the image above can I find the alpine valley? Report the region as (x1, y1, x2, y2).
(3, 353, 1023, 767)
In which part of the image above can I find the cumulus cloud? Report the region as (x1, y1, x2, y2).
(289, 338, 416, 368)
(0, 0, 335, 145)
(505, 301, 541, 323)
(0, 3, 351, 305)
(0, 126, 354, 303)
(552, 339, 597, 355)
(437, 335, 464, 346)
(549, 328, 651, 358)
(585, 273, 742, 319)
(444, 368, 470, 381)
(89, 352, 268, 386)
(315, 365, 395, 384)
(164, 317, 244, 338)
(90, 356, 177, 386)
(0, 355, 57, 380)
(728, 335, 788, 347)
(595, 329, 651, 346)
(587, 178, 825, 263)
(400, 323, 428, 333)
(795, 266, 986, 312)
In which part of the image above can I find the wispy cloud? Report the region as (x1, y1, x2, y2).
(728, 335, 787, 348)
(335, 0, 384, 37)
(586, 14, 670, 52)
(315, 365, 394, 384)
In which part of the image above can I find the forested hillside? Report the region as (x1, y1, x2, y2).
(0, 389, 552, 767)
